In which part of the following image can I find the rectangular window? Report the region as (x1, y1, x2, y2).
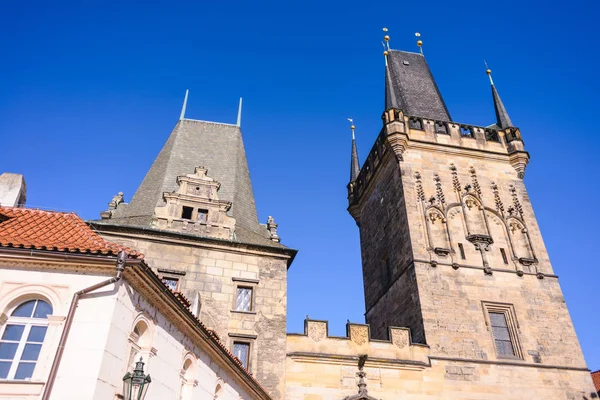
(235, 287, 252, 312)
(181, 206, 193, 220)
(500, 248, 508, 264)
(197, 209, 208, 224)
(458, 243, 466, 260)
(489, 312, 515, 357)
(233, 342, 250, 369)
(482, 302, 522, 359)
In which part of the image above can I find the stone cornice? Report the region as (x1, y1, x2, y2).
(92, 223, 297, 267)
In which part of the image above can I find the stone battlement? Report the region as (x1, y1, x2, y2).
(287, 318, 429, 368)
(348, 108, 528, 208)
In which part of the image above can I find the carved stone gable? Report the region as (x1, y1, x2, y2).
(152, 166, 236, 239)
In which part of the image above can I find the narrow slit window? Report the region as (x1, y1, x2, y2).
(500, 248, 508, 264)
(458, 243, 466, 260)
(489, 312, 515, 357)
(235, 287, 253, 312)
(197, 209, 208, 224)
(233, 342, 250, 369)
(181, 206, 193, 220)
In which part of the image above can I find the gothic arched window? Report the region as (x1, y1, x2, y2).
(0, 299, 52, 380)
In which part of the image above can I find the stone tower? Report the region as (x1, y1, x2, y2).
(347, 48, 595, 395)
(93, 96, 296, 399)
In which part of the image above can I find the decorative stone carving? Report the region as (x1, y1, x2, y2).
(343, 355, 378, 400)
(390, 328, 409, 349)
(469, 166, 483, 198)
(266, 216, 280, 243)
(491, 182, 505, 216)
(415, 172, 425, 202)
(434, 174, 446, 205)
(450, 164, 461, 192)
(152, 166, 236, 240)
(349, 325, 369, 346)
(306, 320, 327, 342)
(100, 192, 125, 219)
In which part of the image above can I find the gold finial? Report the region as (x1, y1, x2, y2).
(415, 32, 423, 55)
(383, 27, 390, 51)
(348, 118, 356, 139)
(484, 60, 494, 85)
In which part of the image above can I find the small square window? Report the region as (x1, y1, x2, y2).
(162, 277, 179, 291)
(181, 206, 193, 220)
(235, 287, 252, 312)
(233, 342, 250, 369)
(198, 209, 208, 224)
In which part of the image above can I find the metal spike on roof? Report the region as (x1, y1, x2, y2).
(348, 119, 360, 182)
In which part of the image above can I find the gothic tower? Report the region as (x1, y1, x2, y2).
(93, 95, 296, 399)
(347, 43, 595, 396)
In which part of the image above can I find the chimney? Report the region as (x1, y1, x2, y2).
(0, 173, 27, 207)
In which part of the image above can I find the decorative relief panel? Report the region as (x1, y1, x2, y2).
(306, 320, 327, 342)
(349, 325, 369, 346)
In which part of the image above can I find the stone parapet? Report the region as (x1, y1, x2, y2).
(287, 318, 429, 368)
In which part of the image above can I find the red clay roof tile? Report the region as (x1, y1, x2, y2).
(592, 370, 600, 393)
(0, 207, 141, 258)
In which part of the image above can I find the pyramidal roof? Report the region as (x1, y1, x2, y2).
(104, 116, 282, 247)
(385, 50, 451, 121)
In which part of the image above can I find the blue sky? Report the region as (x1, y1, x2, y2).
(1, 0, 599, 370)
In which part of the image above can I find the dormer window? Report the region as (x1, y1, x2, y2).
(198, 209, 208, 224)
(181, 206, 193, 220)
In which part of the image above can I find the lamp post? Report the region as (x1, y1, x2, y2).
(122, 357, 152, 400)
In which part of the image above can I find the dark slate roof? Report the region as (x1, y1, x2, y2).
(106, 119, 279, 247)
(491, 84, 513, 128)
(385, 50, 451, 121)
(350, 138, 360, 182)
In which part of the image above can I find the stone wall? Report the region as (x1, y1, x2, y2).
(99, 231, 290, 399)
(285, 319, 597, 399)
(355, 156, 425, 343)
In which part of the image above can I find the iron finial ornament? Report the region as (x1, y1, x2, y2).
(348, 118, 355, 139)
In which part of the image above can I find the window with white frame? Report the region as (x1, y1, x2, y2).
(0, 299, 53, 380)
(234, 287, 252, 312)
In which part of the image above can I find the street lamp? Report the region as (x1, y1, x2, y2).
(122, 357, 152, 400)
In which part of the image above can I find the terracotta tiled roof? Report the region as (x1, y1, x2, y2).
(592, 370, 600, 393)
(0, 207, 141, 258)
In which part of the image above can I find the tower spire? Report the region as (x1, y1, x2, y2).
(486, 63, 513, 129)
(348, 119, 360, 182)
(180, 89, 189, 120)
